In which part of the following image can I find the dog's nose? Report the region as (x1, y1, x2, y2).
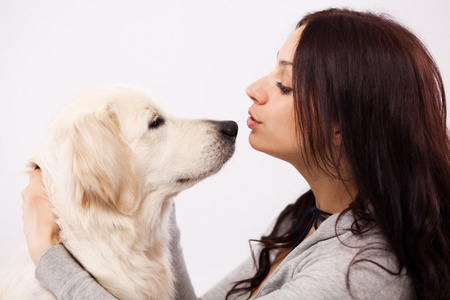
(219, 121, 238, 138)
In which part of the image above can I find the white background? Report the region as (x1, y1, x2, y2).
(1, 0, 449, 295)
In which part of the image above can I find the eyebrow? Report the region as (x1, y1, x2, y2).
(280, 60, 293, 66)
(277, 51, 293, 66)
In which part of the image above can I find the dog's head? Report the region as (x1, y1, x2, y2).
(29, 85, 237, 216)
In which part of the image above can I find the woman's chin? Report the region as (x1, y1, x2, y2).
(249, 135, 279, 158)
(248, 133, 262, 151)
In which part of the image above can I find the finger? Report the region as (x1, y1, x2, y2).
(30, 168, 42, 182)
(21, 182, 32, 212)
(21, 187, 28, 204)
(29, 170, 46, 196)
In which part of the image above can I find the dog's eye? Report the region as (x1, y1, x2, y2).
(148, 117, 164, 129)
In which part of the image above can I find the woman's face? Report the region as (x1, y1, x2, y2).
(246, 27, 303, 166)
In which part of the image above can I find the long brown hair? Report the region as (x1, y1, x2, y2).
(227, 8, 450, 299)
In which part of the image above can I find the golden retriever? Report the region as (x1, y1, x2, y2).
(0, 85, 237, 299)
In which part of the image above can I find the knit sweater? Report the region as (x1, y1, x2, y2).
(35, 210, 413, 299)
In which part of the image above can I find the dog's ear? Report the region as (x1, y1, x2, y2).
(61, 107, 139, 215)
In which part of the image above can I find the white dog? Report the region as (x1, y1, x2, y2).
(0, 85, 237, 299)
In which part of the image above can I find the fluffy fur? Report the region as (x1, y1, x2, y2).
(0, 85, 237, 299)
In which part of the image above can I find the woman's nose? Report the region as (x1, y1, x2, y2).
(246, 76, 268, 105)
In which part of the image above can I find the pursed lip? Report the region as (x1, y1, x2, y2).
(247, 110, 261, 130)
(248, 110, 261, 123)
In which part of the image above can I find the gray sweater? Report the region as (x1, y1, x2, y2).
(35, 211, 413, 299)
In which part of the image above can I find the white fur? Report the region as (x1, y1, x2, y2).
(0, 85, 236, 300)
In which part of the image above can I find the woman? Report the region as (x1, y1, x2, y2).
(22, 8, 450, 299)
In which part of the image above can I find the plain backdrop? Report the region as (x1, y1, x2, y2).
(1, 0, 449, 295)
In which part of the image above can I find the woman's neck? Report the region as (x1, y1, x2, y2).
(298, 166, 356, 214)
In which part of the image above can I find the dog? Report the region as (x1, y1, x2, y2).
(0, 85, 237, 299)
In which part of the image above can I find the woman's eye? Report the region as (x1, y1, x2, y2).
(276, 81, 292, 95)
(148, 117, 164, 129)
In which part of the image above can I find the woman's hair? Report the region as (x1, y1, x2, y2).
(227, 8, 450, 299)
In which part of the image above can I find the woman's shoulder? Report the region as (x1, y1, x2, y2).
(290, 211, 414, 299)
(305, 210, 401, 271)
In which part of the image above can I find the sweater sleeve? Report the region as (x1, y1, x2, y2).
(200, 257, 255, 300)
(35, 245, 117, 300)
(250, 244, 413, 300)
(35, 204, 256, 300)
(35, 243, 247, 300)
(250, 265, 412, 300)
(169, 205, 198, 300)
(35, 205, 200, 300)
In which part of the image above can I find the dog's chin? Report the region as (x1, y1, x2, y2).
(175, 166, 222, 187)
(177, 177, 194, 184)
(172, 177, 201, 192)
(175, 173, 210, 187)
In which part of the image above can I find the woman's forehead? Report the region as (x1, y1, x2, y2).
(278, 26, 304, 63)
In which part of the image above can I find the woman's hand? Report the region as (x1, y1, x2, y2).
(22, 168, 60, 264)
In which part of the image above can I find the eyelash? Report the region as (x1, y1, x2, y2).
(276, 82, 292, 95)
